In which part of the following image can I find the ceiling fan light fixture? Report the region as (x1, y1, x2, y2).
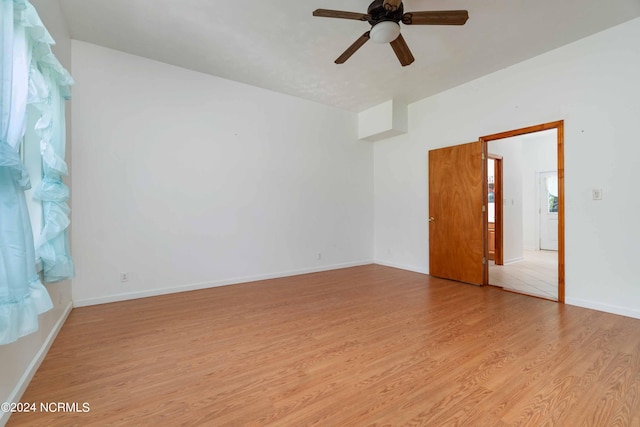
(369, 21, 400, 43)
(313, 4, 468, 66)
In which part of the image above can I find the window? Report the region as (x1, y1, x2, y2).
(548, 193, 559, 213)
(0, 0, 73, 345)
(544, 175, 558, 213)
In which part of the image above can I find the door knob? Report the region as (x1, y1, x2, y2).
(429, 217, 435, 222)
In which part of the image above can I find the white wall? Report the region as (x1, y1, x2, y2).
(70, 41, 373, 305)
(0, 1, 73, 425)
(374, 17, 640, 319)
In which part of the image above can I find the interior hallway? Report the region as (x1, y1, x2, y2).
(489, 250, 558, 300)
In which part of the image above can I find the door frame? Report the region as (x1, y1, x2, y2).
(480, 120, 565, 303)
(488, 154, 504, 266)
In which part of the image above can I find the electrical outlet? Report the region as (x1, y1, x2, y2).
(592, 188, 603, 200)
(120, 272, 129, 283)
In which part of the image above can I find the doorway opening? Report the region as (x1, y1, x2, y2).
(487, 155, 503, 265)
(480, 121, 564, 302)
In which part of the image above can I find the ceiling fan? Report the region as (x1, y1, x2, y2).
(313, 0, 468, 66)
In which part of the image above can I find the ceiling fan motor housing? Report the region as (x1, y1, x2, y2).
(367, 0, 404, 25)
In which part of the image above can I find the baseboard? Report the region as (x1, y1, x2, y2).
(373, 260, 429, 275)
(0, 301, 73, 427)
(503, 257, 525, 265)
(565, 297, 640, 320)
(73, 260, 374, 307)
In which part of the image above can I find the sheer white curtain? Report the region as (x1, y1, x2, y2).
(545, 175, 558, 197)
(0, 0, 72, 345)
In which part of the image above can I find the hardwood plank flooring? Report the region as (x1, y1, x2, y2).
(489, 250, 558, 300)
(7, 265, 640, 426)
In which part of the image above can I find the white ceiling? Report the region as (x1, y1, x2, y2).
(58, 0, 640, 112)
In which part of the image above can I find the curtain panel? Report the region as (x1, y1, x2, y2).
(0, 0, 73, 345)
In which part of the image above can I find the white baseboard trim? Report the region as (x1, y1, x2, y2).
(1, 301, 73, 427)
(373, 260, 429, 275)
(565, 297, 640, 320)
(504, 257, 525, 265)
(73, 260, 374, 307)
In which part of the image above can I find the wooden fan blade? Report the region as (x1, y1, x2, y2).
(390, 33, 414, 66)
(383, 0, 403, 12)
(335, 32, 370, 64)
(402, 10, 469, 25)
(313, 9, 370, 21)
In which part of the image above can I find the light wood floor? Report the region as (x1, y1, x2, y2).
(489, 250, 558, 300)
(8, 265, 640, 426)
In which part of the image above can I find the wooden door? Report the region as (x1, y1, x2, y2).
(429, 141, 485, 285)
(488, 222, 496, 260)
